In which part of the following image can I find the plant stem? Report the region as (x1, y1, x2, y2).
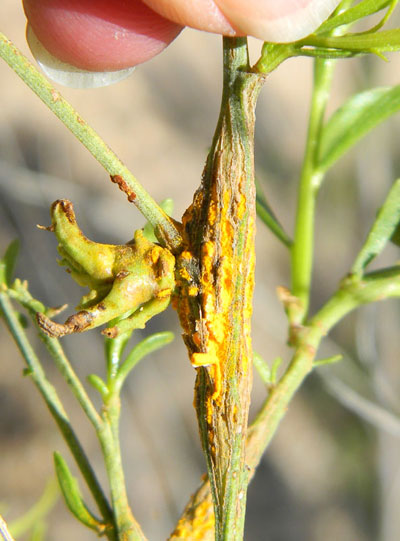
(0, 32, 182, 252)
(0, 291, 115, 538)
(99, 392, 147, 541)
(171, 265, 400, 539)
(41, 335, 103, 431)
(290, 58, 335, 323)
(175, 37, 265, 541)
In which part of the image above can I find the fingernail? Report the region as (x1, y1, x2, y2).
(26, 25, 135, 89)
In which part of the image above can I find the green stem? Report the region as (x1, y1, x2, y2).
(0, 292, 115, 538)
(0, 32, 182, 252)
(180, 36, 264, 541)
(172, 266, 400, 539)
(290, 58, 335, 323)
(249, 266, 400, 465)
(99, 394, 147, 541)
(41, 335, 103, 431)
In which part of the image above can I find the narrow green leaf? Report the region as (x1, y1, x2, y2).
(313, 354, 343, 367)
(115, 331, 174, 392)
(256, 187, 292, 248)
(87, 374, 109, 400)
(270, 357, 283, 385)
(316, 0, 393, 35)
(318, 85, 400, 173)
(253, 353, 283, 386)
(304, 28, 400, 53)
(253, 352, 271, 385)
(391, 221, 400, 245)
(53, 453, 105, 534)
(352, 179, 400, 274)
(0, 240, 20, 286)
(104, 331, 132, 381)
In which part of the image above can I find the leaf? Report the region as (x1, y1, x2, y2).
(316, 0, 393, 35)
(253, 352, 271, 385)
(318, 85, 400, 173)
(256, 183, 292, 248)
(253, 353, 282, 386)
(115, 331, 174, 392)
(352, 179, 400, 274)
(305, 28, 400, 54)
(104, 330, 132, 381)
(87, 374, 109, 399)
(0, 240, 19, 286)
(391, 221, 400, 245)
(53, 453, 104, 534)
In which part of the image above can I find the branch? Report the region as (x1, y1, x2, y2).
(0, 32, 182, 252)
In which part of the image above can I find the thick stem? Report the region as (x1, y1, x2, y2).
(170, 266, 400, 539)
(175, 37, 265, 541)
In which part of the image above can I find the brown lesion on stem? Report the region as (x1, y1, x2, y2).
(37, 309, 94, 337)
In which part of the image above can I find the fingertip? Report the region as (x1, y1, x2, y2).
(23, 0, 183, 72)
(215, 0, 342, 42)
(26, 25, 136, 88)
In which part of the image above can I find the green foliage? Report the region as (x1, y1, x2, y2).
(54, 453, 105, 534)
(255, 182, 292, 247)
(318, 86, 400, 172)
(316, 0, 396, 35)
(1, 1, 400, 540)
(0, 239, 19, 287)
(352, 179, 400, 274)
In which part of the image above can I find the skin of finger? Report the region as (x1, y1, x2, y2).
(23, 0, 183, 71)
(141, 0, 238, 35)
(214, 0, 343, 41)
(143, 0, 342, 42)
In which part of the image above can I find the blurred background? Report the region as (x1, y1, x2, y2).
(1, 1, 400, 540)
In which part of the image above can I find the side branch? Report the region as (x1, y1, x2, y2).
(171, 266, 400, 539)
(0, 32, 182, 252)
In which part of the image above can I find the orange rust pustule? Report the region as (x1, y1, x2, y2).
(171, 65, 264, 535)
(110, 174, 136, 202)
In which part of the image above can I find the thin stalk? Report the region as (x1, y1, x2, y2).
(40, 335, 103, 432)
(0, 32, 182, 252)
(99, 393, 147, 541)
(290, 58, 335, 323)
(0, 292, 115, 537)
